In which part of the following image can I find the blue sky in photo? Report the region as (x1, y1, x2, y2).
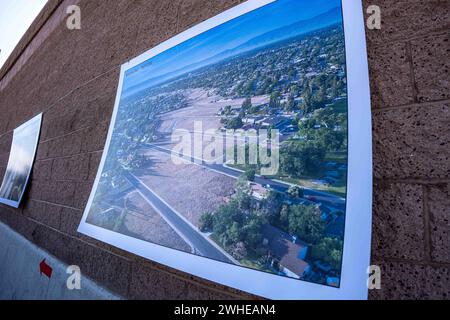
(122, 0, 342, 98)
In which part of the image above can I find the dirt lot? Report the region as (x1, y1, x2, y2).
(133, 148, 236, 226)
(157, 88, 269, 134)
(89, 189, 191, 253)
(147, 88, 270, 165)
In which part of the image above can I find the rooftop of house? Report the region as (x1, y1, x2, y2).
(262, 224, 309, 277)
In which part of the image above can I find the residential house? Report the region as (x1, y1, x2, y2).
(262, 224, 310, 279)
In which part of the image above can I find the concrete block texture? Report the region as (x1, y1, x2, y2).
(373, 102, 450, 179)
(363, 0, 450, 46)
(411, 33, 450, 102)
(369, 260, 450, 300)
(428, 184, 450, 264)
(372, 183, 424, 261)
(368, 41, 415, 108)
(0, 0, 448, 299)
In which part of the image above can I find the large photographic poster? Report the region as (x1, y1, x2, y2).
(79, 0, 372, 299)
(0, 114, 42, 208)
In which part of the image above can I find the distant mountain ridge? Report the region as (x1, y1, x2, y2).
(123, 7, 342, 98)
(215, 7, 342, 61)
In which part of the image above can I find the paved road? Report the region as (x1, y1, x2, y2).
(122, 170, 234, 264)
(145, 143, 346, 211)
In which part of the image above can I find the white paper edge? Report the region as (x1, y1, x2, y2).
(0, 113, 43, 208)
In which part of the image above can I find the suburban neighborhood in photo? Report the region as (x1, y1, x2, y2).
(0, 114, 41, 205)
(85, 0, 348, 287)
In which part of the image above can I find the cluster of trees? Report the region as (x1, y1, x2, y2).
(310, 237, 343, 271)
(199, 176, 265, 260)
(221, 116, 243, 130)
(268, 91, 282, 114)
(268, 199, 343, 273)
(298, 107, 347, 153)
(200, 173, 331, 260)
(219, 96, 260, 130)
(219, 99, 251, 130)
(288, 205, 325, 244)
(158, 26, 346, 103)
(241, 97, 253, 114)
(287, 185, 304, 198)
(279, 104, 347, 178)
(198, 172, 343, 272)
(280, 140, 326, 177)
(243, 167, 256, 181)
(258, 189, 324, 244)
(265, 91, 299, 115)
(284, 94, 297, 112)
(298, 75, 346, 114)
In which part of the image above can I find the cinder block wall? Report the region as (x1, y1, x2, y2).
(366, 0, 450, 299)
(0, 0, 448, 299)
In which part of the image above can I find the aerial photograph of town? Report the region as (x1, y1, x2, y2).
(85, 0, 348, 287)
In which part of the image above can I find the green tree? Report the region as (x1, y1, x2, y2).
(288, 204, 325, 244)
(223, 105, 232, 116)
(230, 242, 247, 260)
(199, 212, 214, 232)
(269, 91, 281, 113)
(280, 141, 326, 177)
(279, 204, 290, 229)
(244, 80, 255, 95)
(242, 97, 252, 114)
(298, 108, 347, 152)
(285, 94, 296, 112)
(330, 76, 339, 99)
(227, 222, 242, 244)
(243, 168, 256, 182)
(301, 85, 312, 113)
(287, 185, 304, 199)
(314, 86, 327, 106)
(248, 104, 259, 114)
(292, 113, 300, 126)
(291, 84, 299, 97)
(212, 200, 242, 241)
(288, 68, 296, 80)
(243, 215, 264, 248)
(267, 125, 273, 139)
(310, 237, 343, 271)
(261, 191, 284, 225)
(227, 116, 243, 130)
(235, 175, 253, 210)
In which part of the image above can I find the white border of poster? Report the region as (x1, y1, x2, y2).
(0, 113, 43, 208)
(78, 0, 372, 300)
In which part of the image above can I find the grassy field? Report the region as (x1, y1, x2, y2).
(228, 157, 347, 198)
(277, 176, 346, 197)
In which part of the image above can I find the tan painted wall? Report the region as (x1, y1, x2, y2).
(0, 0, 448, 299)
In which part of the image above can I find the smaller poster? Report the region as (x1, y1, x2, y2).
(0, 113, 42, 208)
